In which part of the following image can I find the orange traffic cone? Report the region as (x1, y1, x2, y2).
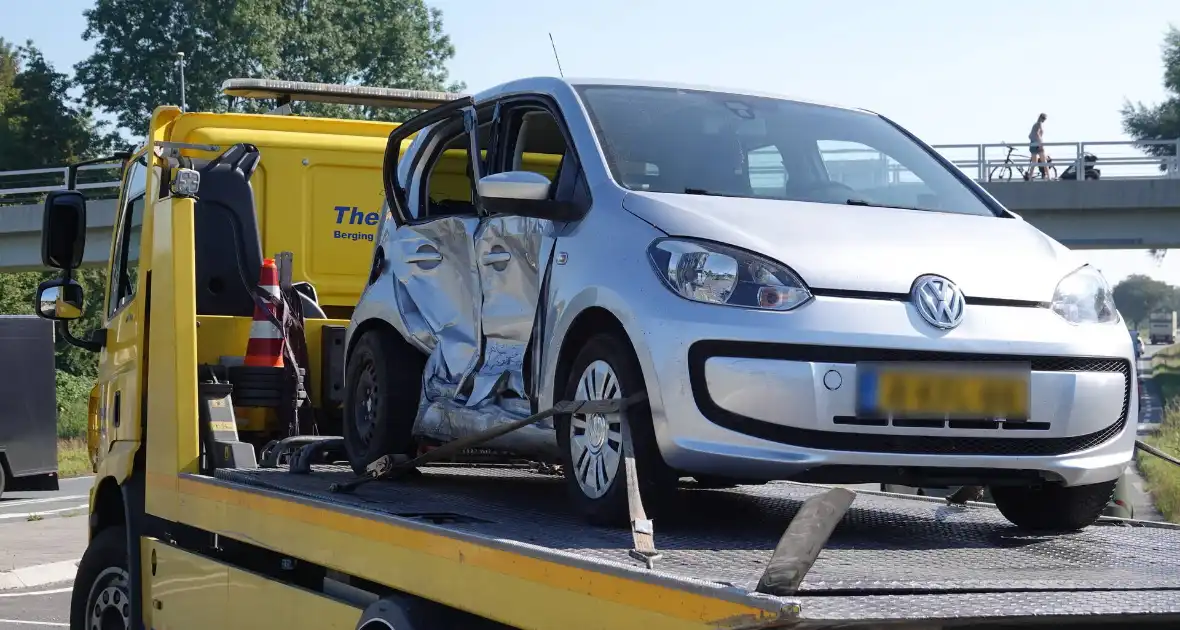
(244, 258, 285, 368)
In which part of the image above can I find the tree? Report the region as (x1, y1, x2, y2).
(0, 270, 108, 377)
(0, 41, 118, 378)
(1121, 25, 1180, 263)
(75, 0, 464, 135)
(1113, 274, 1175, 328)
(0, 42, 122, 170)
(0, 39, 18, 119)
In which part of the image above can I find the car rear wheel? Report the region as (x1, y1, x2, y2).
(990, 479, 1118, 531)
(343, 329, 425, 476)
(556, 333, 677, 525)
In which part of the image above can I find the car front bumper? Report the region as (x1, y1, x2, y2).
(636, 295, 1137, 488)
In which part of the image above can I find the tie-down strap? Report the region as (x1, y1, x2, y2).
(328, 393, 659, 567)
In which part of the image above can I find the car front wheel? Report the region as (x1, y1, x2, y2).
(70, 526, 130, 630)
(556, 333, 677, 525)
(990, 479, 1118, 531)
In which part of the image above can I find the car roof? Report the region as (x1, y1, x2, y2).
(471, 76, 872, 115)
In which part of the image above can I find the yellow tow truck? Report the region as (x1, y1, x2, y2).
(31, 79, 1180, 630)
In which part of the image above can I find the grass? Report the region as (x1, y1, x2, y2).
(57, 438, 92, 478)
(1138, 373, 1180, 523)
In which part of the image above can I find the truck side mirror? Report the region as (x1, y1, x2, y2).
(42, 190, 88, 270)
(35, 278, 85, 321)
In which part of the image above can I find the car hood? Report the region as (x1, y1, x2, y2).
(621, 192, 1082, 303)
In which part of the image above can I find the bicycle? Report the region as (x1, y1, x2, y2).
(988, 143, 1057, 182)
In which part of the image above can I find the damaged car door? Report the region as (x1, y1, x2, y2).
(465, 99, 593, 460)
(381, 98, 488, 445)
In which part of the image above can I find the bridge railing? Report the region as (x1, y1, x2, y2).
(930, 139, 1180, 182)
(0, 163, 123, 206)
(3, 139, 1179, 206)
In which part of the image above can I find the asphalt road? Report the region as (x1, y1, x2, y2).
(0, 477, 90, 628)
(0, 477, 91, 520)
(0, 585, 71, 628)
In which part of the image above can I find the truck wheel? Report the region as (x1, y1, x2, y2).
(556, 333, 677, 526)
(343, 329, 425, 476)
(990, 479, 1118, 532)
(70, 526, 130, 630)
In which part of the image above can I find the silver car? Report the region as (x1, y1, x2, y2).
(344, 77, 1136, 532)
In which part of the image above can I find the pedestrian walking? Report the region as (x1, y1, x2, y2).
(1028, 113, 1049, 180)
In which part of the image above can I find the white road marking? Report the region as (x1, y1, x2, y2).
(0, 620, 68, 626)
(0, 496, 88, 510)
(0, 506, 87, 521)
(0, 587, 73, 598)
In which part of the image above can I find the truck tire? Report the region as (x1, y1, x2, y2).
(343, 329, 425, 476)
(0, 461, 6, 499)
(70, 526, 130, 630)
(990, 479, 1118, 531)
(556, 332, 678, 526)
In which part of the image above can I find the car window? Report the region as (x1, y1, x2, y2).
(507, 109, 567, 184)
(418, 120, 493, 220)
(748, 145, 787, 197)
(107, 155, 147, 317)
(574, 84, 996, 217)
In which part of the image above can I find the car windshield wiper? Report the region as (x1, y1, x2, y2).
(683, 187, 741, 198)
(845, 198, 926, 212)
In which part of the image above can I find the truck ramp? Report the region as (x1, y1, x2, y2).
(214, 464, 1180, 627)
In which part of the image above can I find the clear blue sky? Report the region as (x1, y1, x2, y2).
(5, 0, 1180, 284)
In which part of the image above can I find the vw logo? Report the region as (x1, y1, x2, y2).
(912, 275, 965, 329)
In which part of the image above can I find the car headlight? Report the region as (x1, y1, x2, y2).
(1051, 266, 1117, 324)
(647, 238, 811, 311)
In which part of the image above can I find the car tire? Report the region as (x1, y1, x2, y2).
(343, 329, 425, 476)
(990, 479, 1118, 532)
(556, 332, 678, 526)
(70, 526, 130, 630)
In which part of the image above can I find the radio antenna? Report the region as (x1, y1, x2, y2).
(548, 32, 565, 78)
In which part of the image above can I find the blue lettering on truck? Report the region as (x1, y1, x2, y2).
(332, 205, 379, 242)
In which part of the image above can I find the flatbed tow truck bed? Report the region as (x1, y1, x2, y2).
(205, 464, 1180, 629)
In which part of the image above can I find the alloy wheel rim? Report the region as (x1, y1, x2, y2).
(87, 566, 130, 630)
(569, 360, 624, 499)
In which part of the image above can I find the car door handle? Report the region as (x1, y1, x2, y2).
(481, 252, 512, 265)
(405, 247, 442, 265)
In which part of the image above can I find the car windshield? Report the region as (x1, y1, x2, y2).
(574, 84, 996, 217)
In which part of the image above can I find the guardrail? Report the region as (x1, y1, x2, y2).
(932, 139, 1180, 183)
(3, 138, 1180, 205)
(1152, 344, 1180, 379)
(0, 163, 123, 206)
(748, 139, 1180, 185)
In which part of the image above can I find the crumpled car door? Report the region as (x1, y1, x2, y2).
(381, 98, 485, 422)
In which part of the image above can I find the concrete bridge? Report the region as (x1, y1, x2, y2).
(2, 138, 1179, 271)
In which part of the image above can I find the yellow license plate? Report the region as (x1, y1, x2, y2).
(857, 362, 1031, 419)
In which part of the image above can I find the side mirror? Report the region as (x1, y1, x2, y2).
(478, 171, 587, 222)
(41, 190, 88, 270)
(478, 171, 552, 201)
(35, 278, 85, 321)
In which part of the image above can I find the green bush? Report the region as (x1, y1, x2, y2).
(55, 369, 94, 440)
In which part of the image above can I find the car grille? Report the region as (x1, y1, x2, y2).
(688, 342, 1131, 457)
